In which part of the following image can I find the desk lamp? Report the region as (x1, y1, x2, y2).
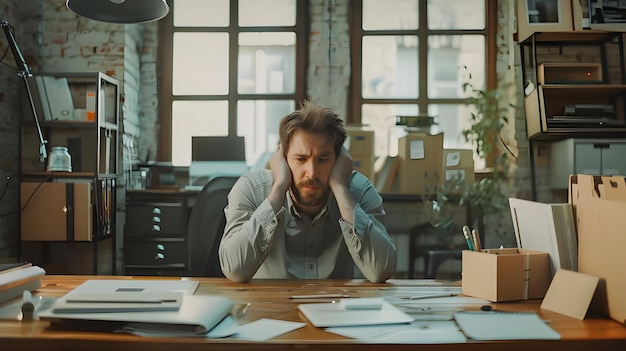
(1, 20, 47, 164)
(66, 0, 169, 24)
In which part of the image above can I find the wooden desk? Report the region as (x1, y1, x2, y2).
(3, 276, 625, 350)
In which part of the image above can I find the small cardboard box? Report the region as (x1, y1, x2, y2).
(569, 174, 626, 323)
(345, 126, 375, 157)
(397, 133, 443, 194)
(462, 248, 551, 302)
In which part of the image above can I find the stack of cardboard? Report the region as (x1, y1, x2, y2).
(375, 132, 474, 194)
(569, 174, 626, 324)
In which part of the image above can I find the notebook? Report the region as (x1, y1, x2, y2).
(38, 294, 233, 335)
(454, 311, 561, 340)
(298, 300, 413, 327)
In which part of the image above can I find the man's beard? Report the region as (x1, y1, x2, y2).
(290, 179, 329, 208)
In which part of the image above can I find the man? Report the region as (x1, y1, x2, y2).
(219, 102, 397, 283)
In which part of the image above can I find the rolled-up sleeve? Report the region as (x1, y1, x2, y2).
(219, 174, 284, 282)
(340, 173, 397, 283)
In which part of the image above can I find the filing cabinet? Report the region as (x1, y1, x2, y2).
(124, 191, 191, 276)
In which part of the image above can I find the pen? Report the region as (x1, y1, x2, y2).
(289, 294, 351, 299)
(471, 229, 482, 252)
(462, 226, 475, 251)
(407, 293, 458, 300)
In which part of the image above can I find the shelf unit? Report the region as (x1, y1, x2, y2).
(520, 31, 626, 140)
(19, 72, 119, 274)
(519, 31, 626, 200)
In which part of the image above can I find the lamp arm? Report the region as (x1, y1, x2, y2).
(1, 19, 47, 163)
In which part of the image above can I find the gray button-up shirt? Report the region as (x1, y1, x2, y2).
(219, 169, 397, 283)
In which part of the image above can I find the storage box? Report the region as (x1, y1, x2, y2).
(397, 133, 443, 194)
(440, 149, 474, 187)
(538, 63, 602, 84)
(462, 248, 551, 302)
(352, 155, 374, 181)
(21, 182, 93, 241)
(345, 126, 375, 157)
(569, 174, 626, 323)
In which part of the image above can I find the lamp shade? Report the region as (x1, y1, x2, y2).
(66, 0, 170, 24)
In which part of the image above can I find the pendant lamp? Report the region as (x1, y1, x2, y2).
(66, 0, 170, 24)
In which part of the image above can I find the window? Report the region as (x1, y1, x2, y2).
(350, 0, 495, 168)
(159, 0, 306, 166)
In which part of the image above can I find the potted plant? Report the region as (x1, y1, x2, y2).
(461, 81, 511, 239)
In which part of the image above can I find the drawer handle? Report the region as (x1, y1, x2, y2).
(157, 244, 165, 250)
(155, 253, 165, 260)
(152, 225, 161, 232)
(152, 208, 162, 215)
(152, 216, 161, 224)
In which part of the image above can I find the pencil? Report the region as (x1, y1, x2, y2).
(462, 225, 475, 251)
(472, 229, 482, 252)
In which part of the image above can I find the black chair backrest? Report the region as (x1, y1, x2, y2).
(187, 176, 239, 277)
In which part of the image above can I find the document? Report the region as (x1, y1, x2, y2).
(298, 299, 413, 327)
(454, 311, 561, 340)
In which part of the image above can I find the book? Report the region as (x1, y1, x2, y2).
(38, 294, 233, 335)
(508, 198, 578, 276)
(38, 280, 230, 335)
(0, 265, 46, 305)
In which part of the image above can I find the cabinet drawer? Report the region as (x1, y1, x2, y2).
(126, 202, 186, 236)
(125, 240, 188, 266)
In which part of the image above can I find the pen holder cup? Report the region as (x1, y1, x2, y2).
(461, 248, 551, 302)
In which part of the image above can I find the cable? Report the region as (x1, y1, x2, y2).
(0, 174, 52, 217)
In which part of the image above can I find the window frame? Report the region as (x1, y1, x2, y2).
(157, 0, 308, 162)
(348, 0, 497, 160)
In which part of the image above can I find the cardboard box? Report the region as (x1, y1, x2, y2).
(569, 174, 626, 323)
(440, 149, 474, 187)
(21, 182, 93, 241)
(462, 248, 551, 302)
(345, 126, 375, 157)
(352, 155, 374, 181)
(396, 133, 443, 194)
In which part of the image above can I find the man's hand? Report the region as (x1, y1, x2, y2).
(329, 146, 354, 193)
(268, 145, 292, 213)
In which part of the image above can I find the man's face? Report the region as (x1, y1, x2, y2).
(285, 130, 336, 210)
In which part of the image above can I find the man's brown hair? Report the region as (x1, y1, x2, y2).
(279, 101, 347, 155)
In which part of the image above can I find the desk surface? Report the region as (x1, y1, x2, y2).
(2, 276, 626, 351)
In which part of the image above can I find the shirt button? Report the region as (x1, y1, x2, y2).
(308, 243, 314, 249)
(307, 264, 314, 269)
(271, 219, 277, 225)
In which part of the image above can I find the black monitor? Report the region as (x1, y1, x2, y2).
(191, 136, 245, 162)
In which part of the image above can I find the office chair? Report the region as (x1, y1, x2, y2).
(187, 176, 239, 277)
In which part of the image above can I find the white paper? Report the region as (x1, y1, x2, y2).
(409, 140, 425, 159)
(232, 318, 306, 341)
(446, 152, 461, 167)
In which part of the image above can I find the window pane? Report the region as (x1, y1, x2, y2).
(174, 0, 230, 27)
(362, 103, 420, 158)
(428, 35, 485, 98)
(239, 0, 296, 26)
(173, 33, 229, 95)
(363, 0, 418, 30)
(172, 100, 229, 166)
(427, 0, 485, 29)
(238, 33, 296, 94)
(237, 100, 296, 166)
(428, 103, 482, 169)
(362, 36, 418, 99)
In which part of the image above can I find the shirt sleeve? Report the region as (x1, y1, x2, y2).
(218, 174, 284, 282)
(339, 172, 398, 283)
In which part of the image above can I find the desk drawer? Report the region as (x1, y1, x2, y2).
(126, 202, 186, 236)
(125, 240, 188, 266)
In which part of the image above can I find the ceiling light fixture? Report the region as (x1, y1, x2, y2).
(66, 0, 170, 24)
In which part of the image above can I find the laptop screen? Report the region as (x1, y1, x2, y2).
(191, 136, 245, 162)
